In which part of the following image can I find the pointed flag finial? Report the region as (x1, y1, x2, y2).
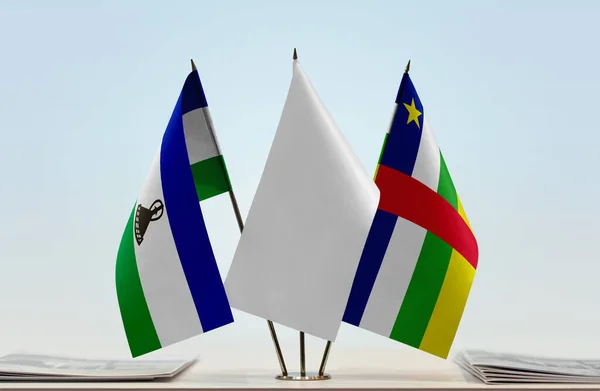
(191, 59, 197, 71)
(405, 60, 411, 73)
(293, 48, 298, 60)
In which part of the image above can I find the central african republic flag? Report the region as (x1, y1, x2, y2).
(343, 65, 478, 359)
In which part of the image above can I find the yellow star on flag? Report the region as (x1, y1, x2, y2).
(403, 98, 422, 128)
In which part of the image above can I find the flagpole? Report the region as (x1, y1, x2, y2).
(293, 48, 316, 379)
(300, 331, 306, 377)
(286, 48, 335, 381)
(190, 59, 289, 377)
(317, 340, 331, 376)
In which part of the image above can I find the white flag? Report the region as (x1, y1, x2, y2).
(224, 59, 380, 341)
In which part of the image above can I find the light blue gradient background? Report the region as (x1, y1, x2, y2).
(1, 0, 599, 363)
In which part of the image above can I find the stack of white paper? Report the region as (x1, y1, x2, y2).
(0, 353, 194, 381)
(456, 350, 600, 384)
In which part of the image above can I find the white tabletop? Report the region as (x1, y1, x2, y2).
(0, 348, 598, 391)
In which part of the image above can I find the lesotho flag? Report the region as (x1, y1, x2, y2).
(343, 62, 478, 359)
(116, 63, 234, 357)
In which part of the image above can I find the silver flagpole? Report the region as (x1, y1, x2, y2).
(318, 340, 332, 376)
(190, 59, 288, 377)
(274, 50, 332, 381)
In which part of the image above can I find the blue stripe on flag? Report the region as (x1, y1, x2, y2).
(380, 74, 425, 176)
(181, 70, 208, 115)
(343, 210, 398, 326)
(159, 92, 234, 332)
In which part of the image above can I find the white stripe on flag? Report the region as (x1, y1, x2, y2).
(182, 107, 219, 165)
(358, 217, 427, 337)
(411, 118, 440, 191)
(134, 152, 203, 346)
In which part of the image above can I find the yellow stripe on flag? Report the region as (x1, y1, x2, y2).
(418, 249, 476, 358)
(457, 196, 471, 230)
(373, 164, 381, 181)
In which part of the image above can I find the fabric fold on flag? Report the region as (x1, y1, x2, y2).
(343, 71, 478, 359)
(224, 59, 380, 342)
(115, 68, 234, 357)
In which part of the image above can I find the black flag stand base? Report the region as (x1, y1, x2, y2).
(274, 331, 332, 381)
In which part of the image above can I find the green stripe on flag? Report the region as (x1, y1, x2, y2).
(191, 155, 231, 202)
(437, 152, 458, 210)
(389, 232, 452, 347)
(373, 134, 390, 180)
(377, 133, 390, 165)
(388, 152, 459, 347)
(116, 205, 161, 357)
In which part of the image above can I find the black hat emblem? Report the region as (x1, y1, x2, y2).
(134, 199, 164, 245)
